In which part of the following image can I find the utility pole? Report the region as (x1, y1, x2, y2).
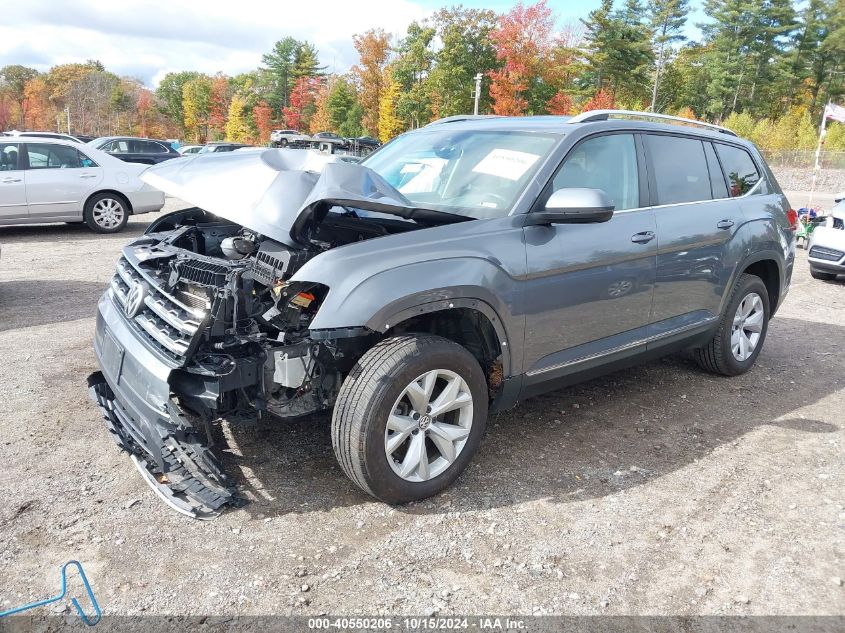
(65, 106, 71, 135)
(472, 73, 483, 115)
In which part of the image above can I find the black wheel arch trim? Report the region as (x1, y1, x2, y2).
(368, 296, 512, 378)
(722, 248, 785, 316)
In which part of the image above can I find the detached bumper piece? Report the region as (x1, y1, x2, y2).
(88, 372, 239, 519)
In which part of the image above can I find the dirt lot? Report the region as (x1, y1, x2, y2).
(0, 198, 843, 617)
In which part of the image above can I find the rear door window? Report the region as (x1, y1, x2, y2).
(714, 143, 760, 196)
(646, 135, 712, 205)
(25, 143, 83, 169)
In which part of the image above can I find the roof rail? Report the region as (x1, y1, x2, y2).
(426, 115, 502, 126)
(567, 109, 737, 137)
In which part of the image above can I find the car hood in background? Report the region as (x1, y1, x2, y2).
(139, 148, 417, 247)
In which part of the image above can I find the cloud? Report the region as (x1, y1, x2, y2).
(0, 0, 429, 85)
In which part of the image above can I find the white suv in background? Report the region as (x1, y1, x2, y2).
(0, 137, 164, 233)
(270, 129, 311, 147)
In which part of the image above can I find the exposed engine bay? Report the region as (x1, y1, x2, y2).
(135, 207, 426, 421)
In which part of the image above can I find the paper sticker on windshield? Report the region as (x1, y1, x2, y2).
(472, 148, 540, 181)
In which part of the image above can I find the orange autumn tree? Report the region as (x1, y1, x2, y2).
(283, 76, 320, 130)
(352, 29, 390, 136)
(252, 101, 274, 144)
(488, 0, 554, 115)
(136, 88, 153, 137)
(209, 74, 231, 140)
(546, 91, 573, 114)
(581, 88, 615, 112)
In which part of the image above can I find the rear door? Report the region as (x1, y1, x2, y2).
(0, 142, 27, 219)
(521, 132, 657, 381)
(643, 133, 742, 336)
(24, 142, 103, 217)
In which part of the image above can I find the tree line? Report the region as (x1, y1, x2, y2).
(1, 0, 844, 151)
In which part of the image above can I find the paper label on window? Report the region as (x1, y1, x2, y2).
(472, 148, 540, 181)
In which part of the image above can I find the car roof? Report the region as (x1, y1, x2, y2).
(91, 136, 168, 142)
(421, 114, 752, 146)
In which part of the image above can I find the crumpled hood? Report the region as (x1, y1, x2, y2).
(140, 148, 416, 247)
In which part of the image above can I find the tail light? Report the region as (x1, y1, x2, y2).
(786, 208, 798, 231)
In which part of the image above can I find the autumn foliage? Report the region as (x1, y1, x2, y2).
(488, 0, 554, 116)
(581, 88, 616, 112)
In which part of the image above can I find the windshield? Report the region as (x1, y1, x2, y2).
(362, 129, 558, 219)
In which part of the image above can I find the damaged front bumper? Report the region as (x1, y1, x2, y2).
(88, 294, 239, 519)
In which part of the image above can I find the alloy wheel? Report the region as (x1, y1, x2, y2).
(731, 291, 764, 361)
(92, 198, 125, 229)
(385, 369, 474, 482)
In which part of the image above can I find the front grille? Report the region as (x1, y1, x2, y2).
(809, 246, 845, 262)
(111, 257, 206, 363)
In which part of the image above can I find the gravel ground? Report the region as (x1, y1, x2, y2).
(0, 197, 843, 617)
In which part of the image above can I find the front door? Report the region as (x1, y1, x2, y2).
(522, 132, 657, 381)
(0, 142, 27, 219)
(23, 142, 103, 217)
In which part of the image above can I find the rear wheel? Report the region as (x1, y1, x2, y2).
(810, 268, 837, 281)
(694, 273, 769, 376)
(332, 335, 488, 504)
(84, 193, 129, 233)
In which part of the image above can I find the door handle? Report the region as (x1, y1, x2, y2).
(79, 174, 98, 179)
(1, 177, 22, 183)
(717, 219, 735, 230)
(631, 231, 655, 244)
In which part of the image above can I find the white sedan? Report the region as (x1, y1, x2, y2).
(0, 136, 164, 233)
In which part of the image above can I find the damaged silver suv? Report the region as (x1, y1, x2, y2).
(89, 111, 795, 518)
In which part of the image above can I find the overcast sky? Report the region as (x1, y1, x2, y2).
(1, 0, 704, 88)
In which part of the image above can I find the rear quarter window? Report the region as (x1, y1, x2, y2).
(715, 143, 760, 197)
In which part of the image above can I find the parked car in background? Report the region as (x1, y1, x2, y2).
(178, 145, 203, 155)
(87, 136, 181, 165)
(349, 136, 381, 155)
(75, 134, 97, 144)
(4, 130, 83, 143)
(0, 137, 164, 233)
(88, 111, 794, 518)
(312, 131, 349, 149)
(199, 142, 254, 153)
(807, 201, 845, 281)
(270, 129, 311, 147)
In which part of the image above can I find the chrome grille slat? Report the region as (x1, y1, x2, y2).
(112, 255, 208, 363)
(135, 314, 191, 355)
(144, 295, 199, 335)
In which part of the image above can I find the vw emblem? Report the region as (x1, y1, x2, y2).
(124, 281, 149, 318)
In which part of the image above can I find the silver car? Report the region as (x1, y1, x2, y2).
(807, 201, 845, 280)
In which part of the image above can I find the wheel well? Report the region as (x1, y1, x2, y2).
(86, 190, 133, 214)
(386, 308, 504, 393)
(743, 259, 780, 311)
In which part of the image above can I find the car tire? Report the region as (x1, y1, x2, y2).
(331, 334, 488, 504)
(810, 268, 837, 281)
(83, 193, 129, 234)
(694, 273, 770, 376)
(279, 139, 288, 147)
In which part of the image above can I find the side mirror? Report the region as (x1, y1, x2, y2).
(525, 188, 615, 225)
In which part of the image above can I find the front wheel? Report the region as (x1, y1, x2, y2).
(84, 193, 129, 233)
(332, 335, 488, 504)
(694, 273, 769, 376)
